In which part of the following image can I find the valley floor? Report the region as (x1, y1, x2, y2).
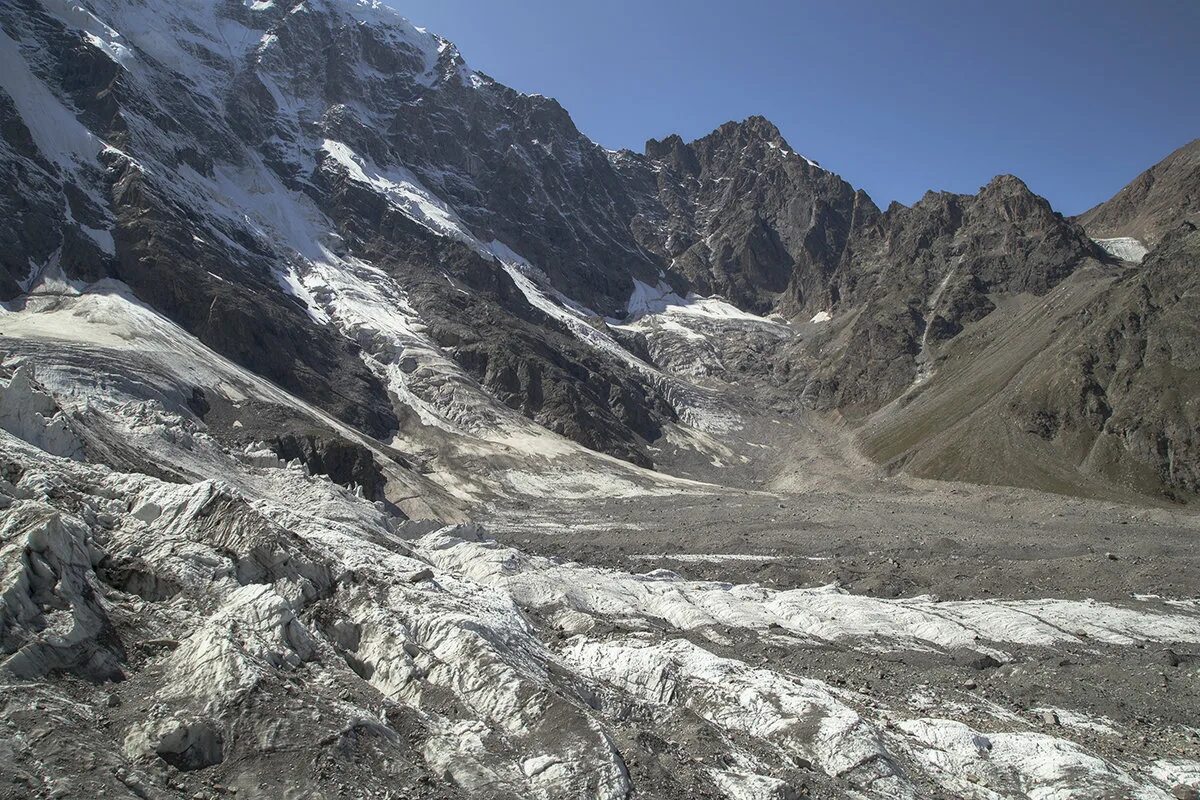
(476, 412, 1200, 799)
(486, 482, 1200, 603)
(485, 409, 1200, 603)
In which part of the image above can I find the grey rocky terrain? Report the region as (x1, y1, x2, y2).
(1076, 139, 1200, 248)
(1, 1, 1199, 799)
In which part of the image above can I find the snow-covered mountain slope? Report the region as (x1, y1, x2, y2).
(3, 0, 1197, 501)
(0, 271, 467, 517)
(0, 0, 781, 474)
(0, 269, 726, 514)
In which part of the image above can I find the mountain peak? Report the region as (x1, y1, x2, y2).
(644, 133, 688, 160)
(980, 173, 1033, 195)
(704, 115, 789, 149)
(726, 114, 783, 139)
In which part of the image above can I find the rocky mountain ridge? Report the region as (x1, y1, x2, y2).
(1076, 138, 1200, 248)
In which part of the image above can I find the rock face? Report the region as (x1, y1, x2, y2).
(1076, 139, 1200, 248)
(623, 116, 878, 316)
(1044, 222, 1200, 497)
(0, 0, 693, 467)
(272, 432, 387, 501)
(0, 0, 402, 440)
(857, 221, 1200, 500)
(806, 175, 1108, 413)
(124, 718, 225, 771)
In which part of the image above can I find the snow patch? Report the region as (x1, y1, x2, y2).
(765, 140, 821, 169)
(709, 770, 797, 800)
(898, 718, 1157, 799)
(1151, 759, 1200, 792)
(628, 553, 779, 564)
(418, 530, 1200, 655)
(1094, 237, 1149, 263)
(566, 637, 909, 795)
(0, 28, 104, 170)
(502, 469, 685, 501)
(321, 140, 477, 242)
(38, 0, 134, 66)
(623, 279, 778, 325)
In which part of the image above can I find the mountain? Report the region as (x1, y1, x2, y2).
(1, 0, 1155, 493)
(0, 0, 695, 471)
(849, 148, 1200, 502)
(857, 222, 1200, 500)
(3, 2, 1200, 799)
(803, 174, 1107, 413)
(630, 115, 878, 317)
(1077, 138, 1200, 253)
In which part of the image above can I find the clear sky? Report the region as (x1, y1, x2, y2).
(391, 1, 1200, 215)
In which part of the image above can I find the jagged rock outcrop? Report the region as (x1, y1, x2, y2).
(619, 116, 879, 316)
(272, 432, 387, 500)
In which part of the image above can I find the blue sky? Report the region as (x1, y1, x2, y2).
(392, 1, 1200, 215)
